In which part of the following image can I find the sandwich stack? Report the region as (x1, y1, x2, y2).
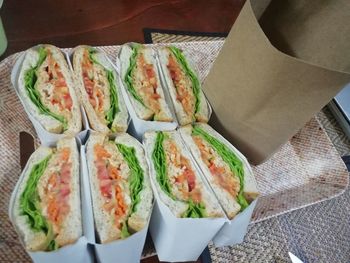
(9, 42, 259, 263)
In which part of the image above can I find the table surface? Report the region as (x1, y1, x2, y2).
(0, 0, 244, 58)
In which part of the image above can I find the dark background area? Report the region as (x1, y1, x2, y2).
(0, 0, 245, 58)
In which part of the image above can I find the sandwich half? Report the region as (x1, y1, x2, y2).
(73, 46, 129, 133)
(179, 123, 259, 219)
(11, 137, 82, 251)
(143, 130, 223, 218)
(120, 43, 173, 122)
(86, 132, 153, 243)
(158, 46, 210, 125)
(17, 44, 81, 134)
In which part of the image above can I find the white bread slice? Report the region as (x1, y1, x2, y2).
(119, 44, 173, 121)
(37, 137, 82, 247)
(18, 49, 62, 133)
(17, 44, 82, 134)
(179, 125, 241, 219)
(158, 47, 210, 125)
(179, 124, 259, 219)
(13, 146, 53, 251)
(114, 133, 153, 232)
(143, 130, 223, 218)
(143, 131, 188, 217)
(86, 132, 153, 243)
(72, 45, 128, 133)
(86, 133, 121, 243)
(12, 138, 82, 251)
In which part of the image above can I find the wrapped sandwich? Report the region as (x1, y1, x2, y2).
(86, 132, 153, 243)
(17, 44, 81, 134)
(179, 123, 259, 219)
(11, 137, 82, 251)
(158, 46, 210, 125)
(119, 43, 173, 122)
(72, 46, 128, 133)
(143, 130, 223, 218)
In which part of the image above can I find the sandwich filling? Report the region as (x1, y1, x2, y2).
(192, 125, 249, 210)
(81, 48, 120, 130)
(152, 131, 206, 218)
(166, 46, 201, 121)
(93, 141, 144, 238)
(124, 45, 165, 121)
(20, 147, 73, 251)
(24, 47, 72, 131)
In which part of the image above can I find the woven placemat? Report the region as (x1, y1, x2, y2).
(1, 40, 349, 262)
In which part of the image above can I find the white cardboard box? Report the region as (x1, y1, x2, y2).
(8, 138, 93, 263)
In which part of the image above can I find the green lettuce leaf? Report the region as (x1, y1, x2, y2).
(152, 131, 207, 218)
(88, 47, 100, 64)
(182, 199, 206, 218)
(192, 125, 249, 211)
(19, 155, 58, 251)
(152, 132, 175, 199)
(105, 70, 120, 130)
(87, 48, 120, 131)
(24, 47, 68, 130)
(47, 234, 58, 251)
(124, 45, 146, 106)
(120, 221, 130, 239)
(116, 143, 145, 238)
(116, 143, 144, 214)
(168, 46, 201, 114)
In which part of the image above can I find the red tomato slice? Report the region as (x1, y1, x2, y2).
(184, 168, 196, 192)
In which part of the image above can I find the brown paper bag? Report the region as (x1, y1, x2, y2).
(203, 0, 350, 164)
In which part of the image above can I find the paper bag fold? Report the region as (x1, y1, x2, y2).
(203, 0, 350, 164)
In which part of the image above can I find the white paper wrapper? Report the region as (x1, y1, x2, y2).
(8, 138, 93, 263)
(155, 46, 212, 124)
(81, 142, 151, 263)
(10, 46, 87, 146)
(143, 132, 226, 262)
(212, 200, 257, 247)
(149, 199, 226, 262)
(117, 44, 178, 140)
(66, 47, 130, 134)
(94, 227, 149, 263)
(178, 124, 259, 247)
